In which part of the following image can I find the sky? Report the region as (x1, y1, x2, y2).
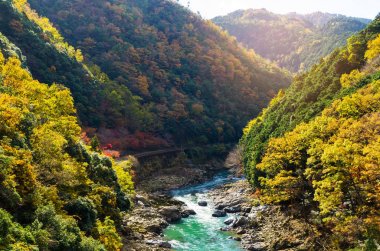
(177, 0, 380, 20)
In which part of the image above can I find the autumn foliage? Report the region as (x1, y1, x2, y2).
(26, 0, 291, 146)
(0, 51, 132, 250)
(242, 17, 380, 248)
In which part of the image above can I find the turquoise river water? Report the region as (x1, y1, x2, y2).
(164, 172, 244, 251)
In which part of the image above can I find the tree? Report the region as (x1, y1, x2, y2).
(340, 69, 363, 88)
(136, 75, 150, 96)
(113, 161, 134, 196)
(95, 217, 122, 251)
(90, 136, 101, 152)
(0, 51, 134, 250)
(250, 77, 380, 245)
(365, 34, 380, 61)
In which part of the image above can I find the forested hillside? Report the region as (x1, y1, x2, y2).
(0, 1, 291, 246)
(0, 44, 134, 250)
(25, 0, 291, 148)
(0, 0, 152, 140)
(241, 16, 380, 249)
(3, 0, 378, 249)
(213, 9, 371, 72)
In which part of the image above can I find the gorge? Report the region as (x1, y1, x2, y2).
(0, 0, 379, 250)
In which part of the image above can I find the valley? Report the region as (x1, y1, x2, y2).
(0, 0, 379, 250)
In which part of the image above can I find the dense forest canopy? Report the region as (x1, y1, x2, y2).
(241, 16, 380, 249)
(213, 9, 371, 72)
(22, 0, 291, 148)
(0, 44, 134, 250)
(0, 0, 153, 140)
(1, 0, 379, 249)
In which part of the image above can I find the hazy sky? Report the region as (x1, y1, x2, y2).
(177, 0, 380, 19)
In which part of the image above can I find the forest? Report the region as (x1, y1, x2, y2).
(0, 48, 135, 249)
(0, 0, 290, 249)
(0, 0, 379, 250)
(24, 0, 290, 148)
(241, 16, 380, 249)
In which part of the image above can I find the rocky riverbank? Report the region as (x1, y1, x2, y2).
(122, 192, 195, 250)
(121, 153, 236, 250)
(123, 170, 324, 250)
(208, 180, 323, 251)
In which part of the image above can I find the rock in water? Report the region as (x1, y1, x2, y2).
(233, 236, 242, 241)
(212, 210, 227, 217)
(224, 217, 235, 225)
(220, 226, 231, 231)
(198, 201, 208, 206)
(159, 206, 182, 222)
(188, 209, 196, 215)
(181, 212, 190, 218)
(181, 208, 196, 218)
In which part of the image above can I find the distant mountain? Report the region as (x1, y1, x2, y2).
(288, 11, 371, 27)
(24, 0, 291, 148)
(213, 9, 371, 72)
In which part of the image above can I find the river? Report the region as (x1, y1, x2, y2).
(164, 171, 244, 251)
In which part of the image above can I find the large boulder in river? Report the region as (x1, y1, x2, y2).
(198, 201, 208, 206)
(181, 208, 196, 218)
(159, 206, 182, 222)
(212, 210, 227, 217)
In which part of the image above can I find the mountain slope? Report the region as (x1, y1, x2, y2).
(27, 0, 291, 147)
(242, 16, 380, 186)
(0, 0, 151, 133)
(213, 9, 371, 72)
(241, 16, 380, 249)
(0, 43, 133, 250)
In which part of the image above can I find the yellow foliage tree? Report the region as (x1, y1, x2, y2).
(365, 34, 380, 61)
(95, 217, 122, 251)
(340, 69, 363, 88)
(11, 0, 84, 62)
(0, 50, 133, 249)
(113, 161, 134, 195)
(136, 75, 150, 96)
(257, 78, 380, 240)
